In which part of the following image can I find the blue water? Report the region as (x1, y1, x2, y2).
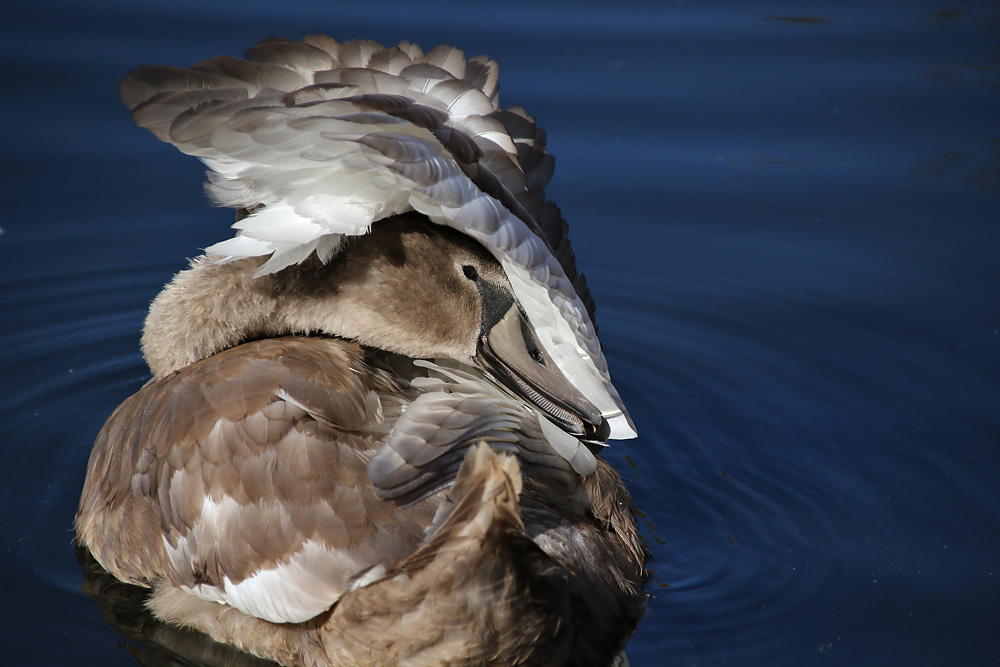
(2, 1, 998, 665)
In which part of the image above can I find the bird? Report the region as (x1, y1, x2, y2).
(77, 36, 646, 667)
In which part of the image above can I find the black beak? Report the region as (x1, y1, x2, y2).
(473, 303, 610, 443)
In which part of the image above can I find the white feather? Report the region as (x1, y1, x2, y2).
(126, 37, 636, 438)
(164, 493, 401, 624)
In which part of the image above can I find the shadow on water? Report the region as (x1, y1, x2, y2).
(77, 548, 281, 667)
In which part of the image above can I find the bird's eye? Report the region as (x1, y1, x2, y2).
(462, 265, 479, 280)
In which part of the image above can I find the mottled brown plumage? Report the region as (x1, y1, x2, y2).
(77, 216, 646, 666)
(78, 35, 645, 667)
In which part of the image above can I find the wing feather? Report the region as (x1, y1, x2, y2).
(77, 337, 434, 624)
(368, 361, 591, 506)
(120, 36, 634, 438)
(243, 37, 336, 72)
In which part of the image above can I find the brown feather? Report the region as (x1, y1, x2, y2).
(78, 168, 644, 663)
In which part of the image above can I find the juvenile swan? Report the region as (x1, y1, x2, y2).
(77, 36, 646, 667)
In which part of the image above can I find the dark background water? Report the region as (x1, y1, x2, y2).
(2, 1, 998, 665)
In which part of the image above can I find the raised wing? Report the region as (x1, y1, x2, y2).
(367, 360, 595, 507)
(120, 36, 635, 439)
(77, 337, 435, 624)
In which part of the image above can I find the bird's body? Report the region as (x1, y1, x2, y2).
(77, 37, 645, 666)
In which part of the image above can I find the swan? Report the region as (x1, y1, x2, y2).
(77, 36, 646, 666)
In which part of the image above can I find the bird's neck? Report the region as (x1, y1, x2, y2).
(141, 256, 288, 377)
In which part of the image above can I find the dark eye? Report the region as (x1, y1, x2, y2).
(462, 265, 479, 280)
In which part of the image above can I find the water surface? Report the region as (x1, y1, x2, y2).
(2, 1, 998, 665)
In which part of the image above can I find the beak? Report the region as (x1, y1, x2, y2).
(473, 303, 611, 443)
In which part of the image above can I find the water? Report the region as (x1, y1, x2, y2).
(2, 1, 998, 665)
